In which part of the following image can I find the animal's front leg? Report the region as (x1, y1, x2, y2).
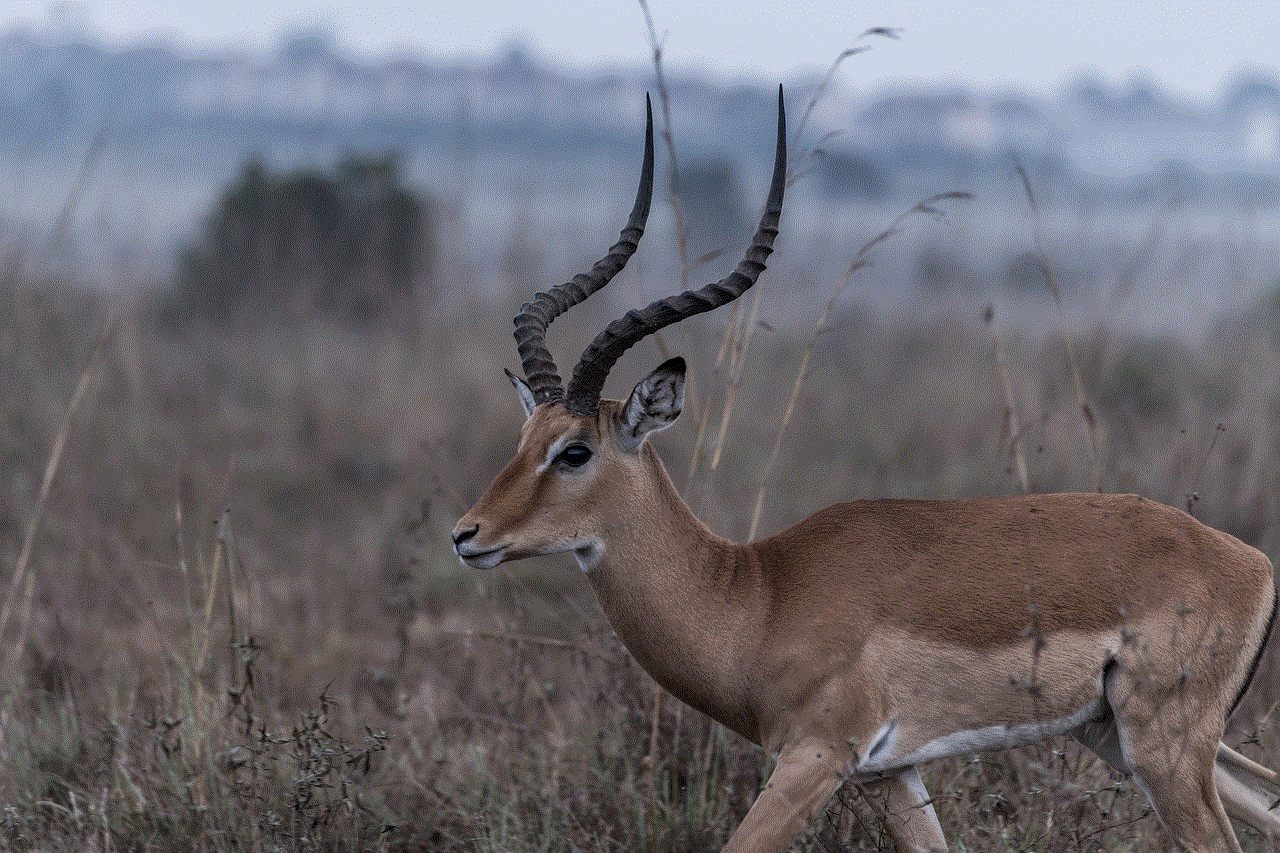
(859, 767, 948, 853)
(723, 738, 847, 853)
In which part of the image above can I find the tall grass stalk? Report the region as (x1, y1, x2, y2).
(1, 324, 109, 687)
(1014, 160, 1101, 488)
(681, 35, 897, 499)
(790, 28, 901, 159)
(748, 192, 970, 540)
(986, 306, 1031, 493)
(709, 289, 762, 472)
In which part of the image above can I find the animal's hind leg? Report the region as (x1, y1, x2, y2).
(1073, 695, 1280, 842)
(1129, 754, 1241, 853)
(1108, 668, 1242, 852)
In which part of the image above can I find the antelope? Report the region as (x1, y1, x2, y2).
(452, 88, 1280, 852)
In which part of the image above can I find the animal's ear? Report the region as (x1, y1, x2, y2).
(505, 369, 537, 419)
(618, 357, 685, 451)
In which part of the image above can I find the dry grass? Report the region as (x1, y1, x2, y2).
(3, 9, 1278, 842)
(1, 258, 1278, 850)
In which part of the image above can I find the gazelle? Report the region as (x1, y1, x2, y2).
(452, 89, 1280, 852)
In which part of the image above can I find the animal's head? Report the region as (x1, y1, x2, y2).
(452, 89, 786, 571)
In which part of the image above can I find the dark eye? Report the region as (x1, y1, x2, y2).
(558, 443, 592, 467)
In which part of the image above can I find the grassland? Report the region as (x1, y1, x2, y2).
(1, 256, 1279, 851)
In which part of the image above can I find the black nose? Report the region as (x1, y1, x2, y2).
(452, 524, 479, 546)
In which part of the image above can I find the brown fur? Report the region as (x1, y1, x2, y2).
(758, 494, 1264, 649)
(456, 401, 1278, 853)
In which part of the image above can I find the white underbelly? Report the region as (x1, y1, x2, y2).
(854, 696, 1107, 775)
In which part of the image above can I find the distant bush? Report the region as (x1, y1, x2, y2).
(1262, 280, 1280, 351)
(165, 154, 435, 324)
(680, 157, 749, 262)
(816, 150, 888, 201)
(1096, 339, 1185, 422)
(1209, 278, 1280, 354)
(1002, 251, 1047, 293)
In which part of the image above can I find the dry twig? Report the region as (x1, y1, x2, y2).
(0, 323, 111, 672)
(985, 305, 1030, 493)
(1014, 160, 1100, 488)
(748, 192, 970, 539)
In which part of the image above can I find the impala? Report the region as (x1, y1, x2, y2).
(452, 89, 1280, 852)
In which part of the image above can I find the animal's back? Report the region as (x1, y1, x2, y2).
(755, 493, 1273, 651)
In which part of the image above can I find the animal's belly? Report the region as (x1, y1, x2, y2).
(852, 627, 1119, 772)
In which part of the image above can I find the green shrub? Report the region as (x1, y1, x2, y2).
(167, 154, 435, 325)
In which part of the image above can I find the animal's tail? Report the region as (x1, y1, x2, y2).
(1226, 572, 1280, 741)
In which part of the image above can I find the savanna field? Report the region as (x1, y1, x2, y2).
(2, 46, 1280, 842)
(2, 224, 1279, 852)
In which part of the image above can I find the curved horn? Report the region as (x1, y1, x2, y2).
(565, 86, 786, 416)
(512, 96, 655, 405)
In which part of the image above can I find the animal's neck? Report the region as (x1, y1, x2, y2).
(584, 443, 767, 741)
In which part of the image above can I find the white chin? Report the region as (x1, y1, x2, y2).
(459, 549, 505, 570)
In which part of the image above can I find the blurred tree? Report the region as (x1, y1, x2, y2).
(168, 154, 435, 324)
(1266, 281, 1280, 352)
(1212, 278, 1280, 354)
(816, 149, 888, 201)
(680, 157, 748, 264)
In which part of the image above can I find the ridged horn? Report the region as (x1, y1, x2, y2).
(512, 95, 655, 405)
(565, 85, 786, 416)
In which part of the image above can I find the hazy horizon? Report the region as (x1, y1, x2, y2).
(2, 0, 1278, 101)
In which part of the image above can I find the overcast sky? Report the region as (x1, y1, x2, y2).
(4, 1, 1278, 99)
